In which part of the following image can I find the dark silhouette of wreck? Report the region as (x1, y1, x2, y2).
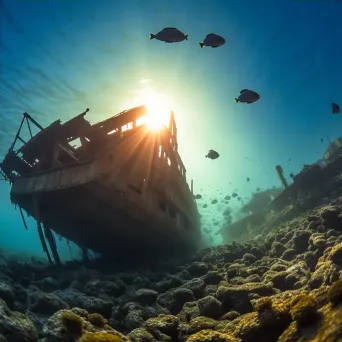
(271, 152, 342, 212)
(0, 106, 201, 265)
(220, 188, 282, 243)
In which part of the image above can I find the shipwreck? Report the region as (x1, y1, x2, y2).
(0, 106, 201, 264)
(271, 152, 342, 213)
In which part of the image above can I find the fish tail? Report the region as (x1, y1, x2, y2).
(185, 34, 188, 40)
(199, 42, 204, 48)
(234, 98, 239, 103)
(149, 34, 156, 40)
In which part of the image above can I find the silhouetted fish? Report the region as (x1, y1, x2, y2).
(150, 28, 188, 43)
(199, 33, 225, 48)
(235, 89, 260, 104)
(332, 103, 340, 114)
(206, 149, 219, 159)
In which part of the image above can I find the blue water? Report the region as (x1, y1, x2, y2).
(0, 0, 341, 259)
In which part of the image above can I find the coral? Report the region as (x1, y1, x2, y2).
(135, 289, 158, 305)
(186, 329, 237, 342)
(60, 310, 84, 336)
(279, 303, 342, 342)
(197, 295, 222, 319)
(290, 294, 318, 325)
(78, 332, 125, 342)
(254, 296, 273, 312)
(319, 205, 341, 221)
(327, 279, 342, 306)
(187, 316, 218, 334)
(144, 314, 179, 337)
(216, 283, 277, 314)
(0, 299, 37, 342)
(128, 328, 156, 342)
(88, 313, 108, 328)
(219, 311, 240, 321)
(157, 288, 196, 314)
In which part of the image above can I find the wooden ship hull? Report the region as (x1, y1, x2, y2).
(0, 106, 201, 264)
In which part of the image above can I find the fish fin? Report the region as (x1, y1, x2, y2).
(149, 34, 156, 40)
(240, 89, 248, 93)
(234, 98, 239, 103)
(185, 35, 188, 40)
(199, 42, 204, 48)
(211, 46, 219, 48)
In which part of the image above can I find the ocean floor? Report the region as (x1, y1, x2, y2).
(2, 198, 342, 342)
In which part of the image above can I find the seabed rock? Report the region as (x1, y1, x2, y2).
(2, 198, 342, 341)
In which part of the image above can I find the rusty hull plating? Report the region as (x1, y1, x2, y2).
(0, 106, 201, 263)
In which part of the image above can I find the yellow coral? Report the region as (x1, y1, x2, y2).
(186, 329, 238, 342)
(78, 332, 124, 342)
(327, 279, 342, 306)
(254, 296, 273, 312)
(290, 294, 318, 325)
(187, 316, 218, 334)
(88, 313, 108, 328)
(60, 310, 84, 336)
(279, 303, 342, 342)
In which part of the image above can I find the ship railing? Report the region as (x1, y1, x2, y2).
(0, 112, 42, 181)
(0, 109, 88, 182)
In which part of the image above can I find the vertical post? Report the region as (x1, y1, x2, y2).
(275, 165, 288, 189)
(43, 223, 62, 266)
(9, 115, 25, 151)
(26, 117, 33, 138)
(19, 207, 28, 230)
(33, 195, 53, 265)
(52, 144, 60, 168)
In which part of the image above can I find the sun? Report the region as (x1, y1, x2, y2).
(137, 88, 171, 130)
(123, 86, 172, 130)
(145, 96, 171, 130)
